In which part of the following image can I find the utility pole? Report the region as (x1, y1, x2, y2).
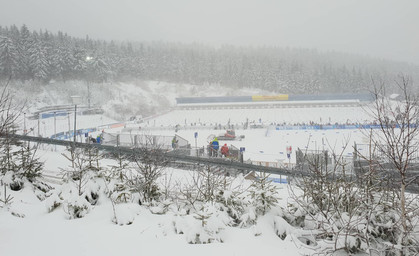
(71, 95, 82, 144)
(194, 132, 198, 157)
(86, 56, 92, 109)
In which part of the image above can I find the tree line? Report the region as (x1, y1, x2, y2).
(0, 24, 417, 93)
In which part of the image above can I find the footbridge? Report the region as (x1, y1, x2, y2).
(4, 134, 419, 193)
(4, 134, 293, 176)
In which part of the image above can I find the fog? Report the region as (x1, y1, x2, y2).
(1, 0, 418, 64)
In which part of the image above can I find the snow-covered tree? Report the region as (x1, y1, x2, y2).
(15, 143, 44, 183)
(29, 36, 49, 82)
(129, 135, 169, 203)
(365, 76, 419, 254)
(0, 36, 20, 79)
(249, 172, 280, 216)
(107, 148, 131, 203)
(0, 84, 23, 206)
(53, 145, 106, 219)
(17, 24, 33, 80)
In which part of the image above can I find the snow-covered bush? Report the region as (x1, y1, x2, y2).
(45, 193, 63, 213)
(0, 171, 15, 206)
(112, 203, 140, 225)
(52, 146, 107, 218)
(238, 172, 282, 228)
(285, 142, 419, 255)
(128, 139, 169, 203)
(149, 199, 172, 215)
(185, 203, 228, 244)
(0, 134, 44, 196)
(106, 149, 132, 204)
(239, 207, 257, 228)
(273, 216, 294, 240)
(15, 143, 44, 183)
(109, 181, 132, 204)
(249, 172, 280, 216)
(213, 174, 252, 226)
(63, 194, 92, 219)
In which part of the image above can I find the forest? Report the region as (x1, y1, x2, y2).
(1, 24, 418, 94)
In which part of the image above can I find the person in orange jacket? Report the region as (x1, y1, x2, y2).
(221, 143, 229, 157)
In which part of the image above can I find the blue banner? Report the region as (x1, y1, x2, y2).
(51, 127, 97, 140)
(275, 124, 416, 131)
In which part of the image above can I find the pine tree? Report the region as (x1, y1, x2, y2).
(16, 143, 44, 182)
(108, 149, 131, 203)
(29, 36, 49, 82)
(17, 24, 33, 80)
(249, 172, 280, 215)
(89, 55, 109, 83)
(0, 36, 20, 79)
(72, 46, 87, 79)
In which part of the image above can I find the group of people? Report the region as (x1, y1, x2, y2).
(86, 131, 104, 144)
(172, 135, 229, 158)
(209, 137, 229, 158)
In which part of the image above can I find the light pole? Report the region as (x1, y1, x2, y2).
(71, 96, 82, 143)
(86, 56, 93, 109)
(194, 132, 198, 157)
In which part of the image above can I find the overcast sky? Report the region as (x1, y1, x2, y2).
(1, 0, 418, 64)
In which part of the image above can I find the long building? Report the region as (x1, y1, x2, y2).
(176, 93, 374, 110)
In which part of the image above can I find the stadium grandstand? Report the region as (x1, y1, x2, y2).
(175, 93, 374, 110)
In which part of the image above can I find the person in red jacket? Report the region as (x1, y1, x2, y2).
(221, 143, 229, 157)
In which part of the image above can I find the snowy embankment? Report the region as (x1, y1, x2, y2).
(0, 168, 303, 256)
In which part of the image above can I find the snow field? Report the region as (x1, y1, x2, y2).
(17, 114, 117, 138)
(145, 105, 372, 127)
(0, 147, 305, 256)
(126, 127, 365, 164)
(121, 103, 374, 164)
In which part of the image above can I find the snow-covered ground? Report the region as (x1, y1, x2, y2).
(0, 81, 388, 256)
(123, 103, 373, 164)
(20, 114, 118, 139)
(143, 105, 371, 127)
(0, 158, 301, 256)
(124, 127, 364, 164)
